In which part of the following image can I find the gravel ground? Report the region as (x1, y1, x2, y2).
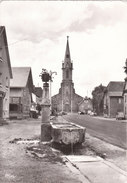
(0, 119, 82, 183)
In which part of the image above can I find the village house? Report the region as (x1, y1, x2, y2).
(103, 81, 124, 118)
(9, 67, 34, 119)
(123, 59, 127, 119)
(34, 87, 43, 105)
(123, 78, 127, 119)
(0, 26, 13, 122)
(51, 36, 83, 113)
(78, 97, 93, 114)
(33, 87, 42, 115)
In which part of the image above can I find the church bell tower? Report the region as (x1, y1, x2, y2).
(51, 36, 83, 113)
(61, 36, 74, 112)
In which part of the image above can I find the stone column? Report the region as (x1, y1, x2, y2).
(41, 82, 52, 141)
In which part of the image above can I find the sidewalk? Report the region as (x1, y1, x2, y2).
(63, 155, 127, 183)
(93, 116, 127, 123)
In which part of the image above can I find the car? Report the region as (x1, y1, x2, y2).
(87, 110, 92, 115)
(89, 111, 97, 116)
(116, 112, 125, 120)
(58, 111, 67, 116)
(30, 104, 38, 118)
(78, 111, 85, 115)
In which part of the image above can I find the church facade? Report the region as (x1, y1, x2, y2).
(51, 37, 83, 113)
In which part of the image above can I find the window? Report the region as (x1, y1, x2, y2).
(118, 98, 122, 104)
(10, 104, 18, 112)
(0, 48, 3, 62)
(66, 70, 69, 78)
(0, 73, 2, 85)
(6, 77, 9, 88)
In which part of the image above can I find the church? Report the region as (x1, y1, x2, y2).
(51, 36, 83, 113)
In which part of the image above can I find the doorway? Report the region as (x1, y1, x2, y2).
(65, 104, 69, 112)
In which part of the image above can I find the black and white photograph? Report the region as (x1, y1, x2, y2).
(0, 1, 127, 182)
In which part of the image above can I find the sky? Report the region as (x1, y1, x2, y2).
(0, 1, 127, 97)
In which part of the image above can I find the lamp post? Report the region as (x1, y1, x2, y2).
(39, 69, 52, 141)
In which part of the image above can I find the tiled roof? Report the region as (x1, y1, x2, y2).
(107, 81, 124, 92)
(10, 67, 32, 87)
(34, 87, 43, 97)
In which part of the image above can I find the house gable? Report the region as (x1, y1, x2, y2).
(0, 26, 12, 79)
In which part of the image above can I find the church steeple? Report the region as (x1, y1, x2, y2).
(62, 36, 73, 82)
(64, 36, 71, 61)
(63, 36, 72, 69)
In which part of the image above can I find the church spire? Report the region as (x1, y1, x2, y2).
(64, 36, 71, 62)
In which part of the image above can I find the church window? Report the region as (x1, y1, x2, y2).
(66, 70, 69, 78)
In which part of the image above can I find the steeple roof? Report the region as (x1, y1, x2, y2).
(64, 36, 71, 62)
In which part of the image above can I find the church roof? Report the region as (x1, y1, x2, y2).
(64, 36, 71, 61)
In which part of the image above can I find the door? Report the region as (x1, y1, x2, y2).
(65, 104, 69, 112)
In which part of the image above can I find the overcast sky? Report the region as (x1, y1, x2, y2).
(0, 1, 127, 97)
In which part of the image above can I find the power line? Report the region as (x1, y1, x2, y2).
(1, 38, 28, 48)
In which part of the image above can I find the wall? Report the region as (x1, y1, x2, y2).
(79, 99, 93, 113)
(22, 86, 31, 118)
(124, 93, 127, 119)
(10, 86, 32, 118)
(0, 30, 11, 119)
(110, 96, 123, 117)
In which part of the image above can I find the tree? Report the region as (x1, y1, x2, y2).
(92, 84, 106, 115)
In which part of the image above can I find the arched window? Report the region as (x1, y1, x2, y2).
(66, 70, 69, 78)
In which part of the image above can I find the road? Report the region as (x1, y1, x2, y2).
(63, 114, 127, 149)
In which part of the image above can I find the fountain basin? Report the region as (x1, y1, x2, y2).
(50, 121, 86, 145)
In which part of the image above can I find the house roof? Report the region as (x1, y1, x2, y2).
(107, 81, 125, 96)
(0, 26, 13, 78)
(34, 87, 43, 98)
(78, 97, 92, 106)
(10, 67, 33, 89)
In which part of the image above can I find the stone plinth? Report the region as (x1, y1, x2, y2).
(41, 123, 52, 141)
(41, 82, 51, 142)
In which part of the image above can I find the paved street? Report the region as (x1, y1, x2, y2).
(0, 119, 81, 183)
(63, 114, 127, 149)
